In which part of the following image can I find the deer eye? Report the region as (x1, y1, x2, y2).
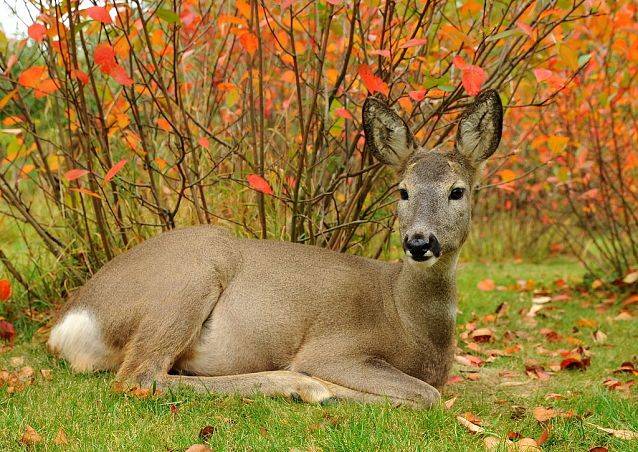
(449, 187, 465, 200)
(398, 188, 409, 200)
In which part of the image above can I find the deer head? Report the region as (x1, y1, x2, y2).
(363, 90, 503, 267)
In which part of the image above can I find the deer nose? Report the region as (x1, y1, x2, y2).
(404, 233, 441, 260)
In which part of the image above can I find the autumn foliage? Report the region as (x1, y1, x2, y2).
(0, 0, 635, 304)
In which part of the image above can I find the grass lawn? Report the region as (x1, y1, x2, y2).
(0, 259, 636, 450)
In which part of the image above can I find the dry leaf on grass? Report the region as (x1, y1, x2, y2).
(533, 407, 559, 422)
(589, 423, 638, 440)
(54, 428, 69, 445)
(20, 425, 42, 445)
(457, 415, 484, 434)
(444, 397, 457, 410)
(185, 445, 212, 452)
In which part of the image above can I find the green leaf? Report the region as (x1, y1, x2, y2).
(485, 29, 522, 42)
(577, 53, 592, 67)
(156, 8, 180, 24)
(439, 84, 455, 92)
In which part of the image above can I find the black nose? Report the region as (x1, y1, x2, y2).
(404, 233, 441, 259)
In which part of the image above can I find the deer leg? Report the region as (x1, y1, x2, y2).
(156, 371, 333, 403)
(299, 357, 441, 409)
(116, 286, 222, 387)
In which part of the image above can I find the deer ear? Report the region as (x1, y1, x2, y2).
(455, 90, 503, 165)
(362, 96, 415, 167)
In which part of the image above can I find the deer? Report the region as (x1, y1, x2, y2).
(48, 90, 503, 408)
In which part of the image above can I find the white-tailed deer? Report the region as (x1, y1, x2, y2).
(48, 90, 503, 408)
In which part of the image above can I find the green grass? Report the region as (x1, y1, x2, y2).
(1, 259, 636, 451)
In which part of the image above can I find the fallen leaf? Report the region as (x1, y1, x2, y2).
(533, 406, 559, 422)
(537, 429, 550, 446)
(470, 328, 494, 343)
(456, 415, 485, 434)
(589, 448, 608, 452)
(54, 428, 69, 445)
(533, 296, 552, 304)
(614, 311, 633, 321)
(185, 446, 212, 452)
(477, 279, 496, 291)
(444, 396, 457, 409)
(614, 361, 638, 375)
(577, 318, 598, 328)
(199, 425, 216, 441)
(589, 423, 638, 440)
(0, 320, 15, 344)
(517, 438, 541, 451)
(592, 330, 607, 344)
(40, 369, 52, 380)
(20, 425, 42, 445)
(622, 271, 638, 284)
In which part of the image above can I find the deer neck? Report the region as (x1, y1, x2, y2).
(392, 252, 458, 348)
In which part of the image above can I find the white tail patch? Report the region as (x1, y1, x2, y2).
(48, 309, 115, 372)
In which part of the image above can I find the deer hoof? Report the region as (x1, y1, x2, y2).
(292, 377, 333, 404)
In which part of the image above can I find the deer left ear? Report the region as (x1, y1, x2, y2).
(455, 90, 503, 165)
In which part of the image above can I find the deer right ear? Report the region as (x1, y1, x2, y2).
(362, 96, 415, 168)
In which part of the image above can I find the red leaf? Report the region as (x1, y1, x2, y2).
(461, 65, 487, 96)
(64, 169, 90, 181)
(104, 159, 127, 184)
(369, 49, 391, 58)
(533, 68, 554, 83)
(334, 108, 353, 120)
(94, 43, 117, 74)
(28, 23, 47, 42)
(399, 38, 427, 49)
(109, 64, 133, 86)
(0, 320, 15, 344)
(408, 90, 427, 102)
(240, 32, 258, 56)
(0, 279, 11, 301)
(452, 56, 467, 70)
(357, 65, 389, 96)
(247, 174, 273, 195)
(71, 69, 89, 84)
(198, 137, 210, 149)
(86, 6, 112, 24)
(18, 66, 47, 89)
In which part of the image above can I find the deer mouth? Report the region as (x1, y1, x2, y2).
(406, 249, 435, 262)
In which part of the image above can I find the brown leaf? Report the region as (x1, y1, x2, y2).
(614, 311, 633, 320)
(614, 361, 638, 375)
(456, 415, 485, 434)
(533, 406, 559, 422)
(477, 279, 496, 291)
(185, 446, 212, 452)
(461, 412, 482, 425)
(592, 330, 607, 344)
(470, 328, 494, 343)
(444, 396, 457, 410)
(525, 363, 550, 380)
(537, 428, 550, 446)
(40, 369, 53, 380)
(589, 423, 638, 440)
(54, 428, 69, 445)
(577, 318, 598, 328)
(20, 425, 42, 445)
(517, 438, 541, 451)
(198, 425, 216, 441)
(589, 447, 609, 452)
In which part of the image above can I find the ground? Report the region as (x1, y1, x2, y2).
(0, 259, 636, 450)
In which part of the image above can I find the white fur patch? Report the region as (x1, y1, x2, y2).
(47, 309, 112, 372)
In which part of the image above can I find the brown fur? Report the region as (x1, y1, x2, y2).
(48, 90, 503, 408)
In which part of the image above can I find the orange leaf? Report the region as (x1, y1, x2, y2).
(334, 108, 353, 120)
(18, 66, 47, 89)
(247, 174, 273, 195)
(357, 64, 389, 96)
(86, 6, 112, 24)
(157, 118, 171, 132)
(104, 159, 127, 184)
(533, 68, 554, 82)
(240, 32, 258, 56)
(399, 38, 427, 49)
(28, 23, 47, 42)
(64, 168, 90, 181)
(0, 279, 11, 301)
(70, 187, 102, 199)
(477, 279, 496, 291)
(408, 90, 427, 102)
(198, 137, 210, 149)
